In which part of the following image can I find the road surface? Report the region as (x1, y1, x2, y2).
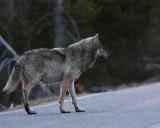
(1, 82, 160, 128)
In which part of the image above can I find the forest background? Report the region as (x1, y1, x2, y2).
(0, 0, 160, 107)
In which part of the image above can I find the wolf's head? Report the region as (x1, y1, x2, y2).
(89, 34, 110, 60)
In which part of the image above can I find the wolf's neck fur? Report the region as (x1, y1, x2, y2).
(66, 39, 98, 72)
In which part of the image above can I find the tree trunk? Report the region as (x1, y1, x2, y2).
(8, 0, 14, 44)
(54, 0, 66, 47)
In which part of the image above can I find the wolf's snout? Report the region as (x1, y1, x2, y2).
(101, 53, 109, 60)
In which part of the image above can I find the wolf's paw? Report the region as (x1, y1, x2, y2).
(61, 109, 71, 113)
(27, 110, 37, 115)
(75, 107, 85, 112)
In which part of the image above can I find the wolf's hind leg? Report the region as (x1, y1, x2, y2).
(68, 80, 85, 112)
(21, 76, 39, 115)
(22, 87, 37, 115)
(59, 72, 73, 113)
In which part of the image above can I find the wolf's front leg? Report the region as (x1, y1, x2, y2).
(59, 72, 73, 113)
(59, 84, 71, 113)
(68, 80, 85, 112)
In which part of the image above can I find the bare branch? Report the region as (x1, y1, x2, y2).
(27, 12, 53, 49)
(0, 58, 10, 70)
(64, 11, 81, 41)
(0, 35, 19, 58)
(0, 58, 17, 71)
(1, 50, 7, 58)
(37, 22, 53, 34)
(0, 35, 18, 78)
(66, 31, 77, 42)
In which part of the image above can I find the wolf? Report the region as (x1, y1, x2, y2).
(2, 34, 109, 114)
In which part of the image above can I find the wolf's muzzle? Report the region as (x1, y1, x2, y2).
(100, 54, 110, 60)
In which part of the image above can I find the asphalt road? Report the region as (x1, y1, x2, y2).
(1, 82, 160, 128)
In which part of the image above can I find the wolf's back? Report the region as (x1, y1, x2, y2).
(2, 56, 26, 94)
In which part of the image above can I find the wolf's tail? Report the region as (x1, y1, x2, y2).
(2, 56, 26, 94)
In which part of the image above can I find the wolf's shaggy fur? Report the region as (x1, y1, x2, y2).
(2, 34, 109, 114)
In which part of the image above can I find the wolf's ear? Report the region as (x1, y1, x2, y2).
(89, 34, 99, 45)
(94, 33, 99, 43)
(95, 33, 99, 39)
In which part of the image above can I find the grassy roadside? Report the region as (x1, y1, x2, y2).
(107, 82, 140, 92)
(1, 96, 59, 112)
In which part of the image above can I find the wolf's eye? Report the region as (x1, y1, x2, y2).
(99, 43, 103, 48)
(99, 46, 103, 50)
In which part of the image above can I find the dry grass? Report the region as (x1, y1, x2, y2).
(107, 83, 139, 92)
(1, 96, 59, 112)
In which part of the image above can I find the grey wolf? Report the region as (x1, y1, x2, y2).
(2, 34, 109, 114)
